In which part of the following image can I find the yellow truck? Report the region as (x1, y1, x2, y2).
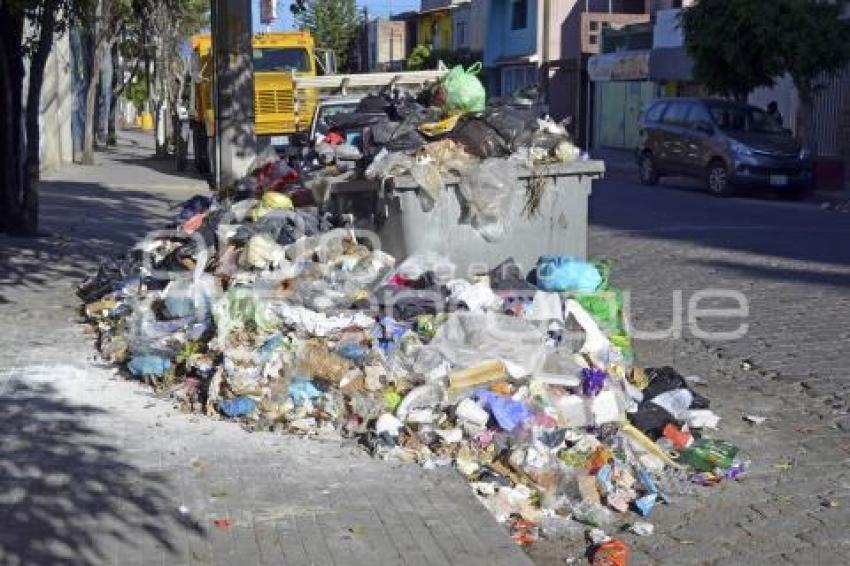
(190, 31, 320, 176)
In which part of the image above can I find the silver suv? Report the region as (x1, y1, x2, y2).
(636, 98, 812, 197)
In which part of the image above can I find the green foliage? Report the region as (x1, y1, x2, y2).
(405, 44, 430, 70)
(405, 44, 483, 72)
(774, 0, 850, 103)
(679, 0, 784, 100)
(292, 0, 359, 71)
(681, 0, 850, 102)
(127, 79, 147, 111)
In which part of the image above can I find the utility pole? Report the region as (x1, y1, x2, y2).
(211, 0, 256, 189)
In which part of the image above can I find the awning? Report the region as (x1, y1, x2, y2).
(649, 47, 694, 82)
(588, 50, 650, 82)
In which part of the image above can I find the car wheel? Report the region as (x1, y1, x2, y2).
(706, 160, 733, 196)
(639, 153, 660, 186)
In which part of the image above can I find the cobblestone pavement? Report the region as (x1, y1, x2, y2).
(0, 134, 531, 566)
(530, 173, 850, 565)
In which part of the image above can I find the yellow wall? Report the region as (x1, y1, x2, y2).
(417, 10, 452, 51)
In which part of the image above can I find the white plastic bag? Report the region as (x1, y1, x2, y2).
(429, 312, 547, 378)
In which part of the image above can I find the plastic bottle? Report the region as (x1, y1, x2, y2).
(678, 439, 738, 472)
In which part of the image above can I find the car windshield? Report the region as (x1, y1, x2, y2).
(316, 103, 359, 135)
(707, 104, 784, 134)
(252, 48, 310, 72)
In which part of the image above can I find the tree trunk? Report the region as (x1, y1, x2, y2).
(82, 0, 105, 165)
(22, 0, 60, 235)
(0, 3, 28, 234)
(82, 49, 102, 164)
(108, 42, 118, 145)
(796, 92, 813, 150)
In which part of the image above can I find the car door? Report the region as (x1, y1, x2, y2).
(679, 102, 716, 172)
(639, 100, 666, 159)
(656, 101, 690, 173)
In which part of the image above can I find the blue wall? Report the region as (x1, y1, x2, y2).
(484, 0, 538, 66)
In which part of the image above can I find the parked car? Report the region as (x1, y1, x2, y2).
(309, 96, 364, 144)
(636, 98, 812, 196)
(284, 95, 363, 157)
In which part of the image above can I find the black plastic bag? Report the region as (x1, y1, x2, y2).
(449, 117, 510, 159)
(628, 403, 676, 440)
(327, 112, 387, 130)
(643, 366, 711, 409)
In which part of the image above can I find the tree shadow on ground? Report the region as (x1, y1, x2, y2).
(0, 378, 204, 565)
(589, 173, 850, 271)
(103, 131, 208, 184)
(0, 180, 181, 304)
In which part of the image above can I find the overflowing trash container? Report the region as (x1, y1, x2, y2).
(77, 64, 746, 562)
(379, 160, 603, 276)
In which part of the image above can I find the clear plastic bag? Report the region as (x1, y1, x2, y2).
(458, 158, 516, 242)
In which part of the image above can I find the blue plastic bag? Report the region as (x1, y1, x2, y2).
(475, 390, 532, 432)
(289, 380, 323, 405)
(336, 341, 369, 361)
(256, 333, 285, 363)
(535, 256, 602, 293)
(218, 396, 257, 417)
(127, 355, 171, 377)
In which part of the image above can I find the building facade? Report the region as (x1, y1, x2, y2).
(418, 0, 461, 51)
(483, 0, 648, 146)
(367, 19, 407, 71)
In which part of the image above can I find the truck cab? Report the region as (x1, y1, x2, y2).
(189, 32, 319, 178)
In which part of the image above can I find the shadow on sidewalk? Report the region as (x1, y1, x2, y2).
(100, 131, 207, 184)
(0, 180, 179, 304)
(0, 379, 203, 565)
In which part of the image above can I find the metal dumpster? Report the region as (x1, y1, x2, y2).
(376, 160, 605, 278)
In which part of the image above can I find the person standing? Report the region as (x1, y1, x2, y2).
(767, 101, 783, 127)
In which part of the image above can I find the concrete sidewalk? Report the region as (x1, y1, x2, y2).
(0, 133, 533, 566)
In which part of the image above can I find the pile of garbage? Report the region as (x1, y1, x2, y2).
(78, 68, 745, 564)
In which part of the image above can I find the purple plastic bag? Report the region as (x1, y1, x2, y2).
(475, 390, 532, 432)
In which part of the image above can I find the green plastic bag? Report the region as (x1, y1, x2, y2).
(442, 63, 486, 114)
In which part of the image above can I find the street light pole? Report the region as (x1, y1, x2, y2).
(211, 0, 256, 189)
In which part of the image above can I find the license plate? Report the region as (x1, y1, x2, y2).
(271, 136, 289, 147)
(769, 174, 788, 186)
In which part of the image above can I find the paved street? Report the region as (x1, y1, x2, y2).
(530, 172, 850, 564)
(0, 134, 531, 566)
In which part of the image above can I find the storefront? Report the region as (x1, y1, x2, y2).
(588, 50, 654, 150)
